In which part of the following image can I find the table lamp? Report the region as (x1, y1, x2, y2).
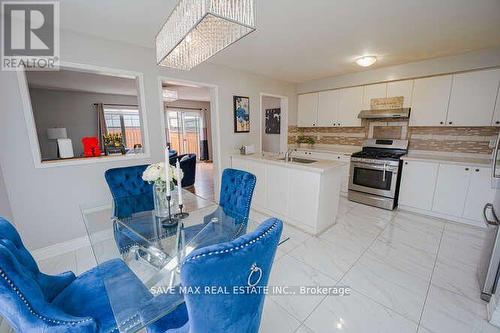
(46, 127, 72, 158)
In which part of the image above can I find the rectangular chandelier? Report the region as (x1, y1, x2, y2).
(156, 0, 256, 70)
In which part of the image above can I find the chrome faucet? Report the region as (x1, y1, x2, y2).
(284, 149, 294, 162)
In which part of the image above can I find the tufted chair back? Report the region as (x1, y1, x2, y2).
(179, 218, 282, 333)
(105, 164, 154, 218)
(0, 217, 96, 332)
(219, 168, 256, 220)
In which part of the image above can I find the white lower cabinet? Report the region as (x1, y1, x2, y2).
(242, 159, 266, 209)
(266, 164, 289, 216)
(463, 167, 496, 222)
(432, 164, 470, 217)
(399, 161, 438, 210)
(399, 160, 494, 226)
(293, 150, 350, 194)
(288, 169, 320, 228)
(231, 156, 341, 234)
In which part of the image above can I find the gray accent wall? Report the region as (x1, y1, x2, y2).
(29, 88, 138, 160)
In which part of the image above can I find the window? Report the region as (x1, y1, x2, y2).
(104, 108, 143, 149)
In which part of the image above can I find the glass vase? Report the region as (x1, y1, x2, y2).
(153, 181, 174, 218)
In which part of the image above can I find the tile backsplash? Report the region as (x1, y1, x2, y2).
(289, 125, 499, 154)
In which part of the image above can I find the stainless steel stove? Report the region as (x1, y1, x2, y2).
(348, 139, 408, 210)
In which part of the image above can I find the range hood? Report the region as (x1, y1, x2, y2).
(358, 108, 410, 119)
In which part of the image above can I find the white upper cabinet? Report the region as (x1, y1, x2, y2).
(410, 75, 452, 127)
(317, 90, 340, 127)
(362, 83, 387, 109)
(387, 80, 414, 108)
(493, 83, 500, 126)
(337, 86, 363, 127)
(297, 93, 319, 127)
(447, 69, 500, 127)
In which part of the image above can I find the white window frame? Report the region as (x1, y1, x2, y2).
(17, 61, 151, 168)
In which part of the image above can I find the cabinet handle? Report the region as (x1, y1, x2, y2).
(475, 169, 480, 172)
(449, 121, 453, 125)
(338, 123, 341, 126)
(440, 121, 444, 125)
(496, 121, 500, 125)
(313, 123, 316, 126)
(404, 162, 408, 165)
(465, 167, 469, 171)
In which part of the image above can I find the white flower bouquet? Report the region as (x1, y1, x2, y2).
(142, 162, 183, 185)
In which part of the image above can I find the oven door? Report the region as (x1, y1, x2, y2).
(349, 161, 399, 198)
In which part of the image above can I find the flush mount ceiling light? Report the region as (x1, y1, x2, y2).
(355, 56, 377, 67)
(156, 0, 256, 71)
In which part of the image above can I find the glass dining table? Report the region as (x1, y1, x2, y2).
(80, 189, 252, 333)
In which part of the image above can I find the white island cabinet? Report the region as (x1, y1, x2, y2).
(230, 155, 344, 235)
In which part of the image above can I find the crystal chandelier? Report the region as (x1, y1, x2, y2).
(156, 0, 256, 70)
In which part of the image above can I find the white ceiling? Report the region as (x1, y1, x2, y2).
(26, 70, 138, 96)
(163, 84, 211, 102)
(60, 0, 500, 83)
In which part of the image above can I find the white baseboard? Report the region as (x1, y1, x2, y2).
(31, 229, 113, 261)
(398, 205, 486, 229)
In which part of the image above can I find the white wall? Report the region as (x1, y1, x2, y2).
(0, 164, 13, 222)
(261, 95, 281, 153)
(0, 29, 296, 250)
(292, 47, 500, 125)
(29, 88, 138, 159)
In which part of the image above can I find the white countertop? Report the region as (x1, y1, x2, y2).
(291, 144, 360, 156)
(231, 154, 347, 173)
(402, 152, 492, 167)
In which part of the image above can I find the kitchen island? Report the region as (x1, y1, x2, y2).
(231, 154, 346, 235)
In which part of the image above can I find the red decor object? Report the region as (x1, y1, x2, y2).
(82, 137, 101, 157)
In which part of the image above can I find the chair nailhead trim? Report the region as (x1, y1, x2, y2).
(0, 268, 93, 326)
(185, 220, 279, 262)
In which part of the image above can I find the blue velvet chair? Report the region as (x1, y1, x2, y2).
(0, 217, 178, 332)
(147, 217, 283, 333)
(218, 168, 256, 220)
(104, 164, 156, 253)
(195, 168, 256, 245)
(169, 154, 196, 188)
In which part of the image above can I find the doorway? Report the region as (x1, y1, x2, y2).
(260, 93, 289, 154)
(160, 79, 217, 202)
